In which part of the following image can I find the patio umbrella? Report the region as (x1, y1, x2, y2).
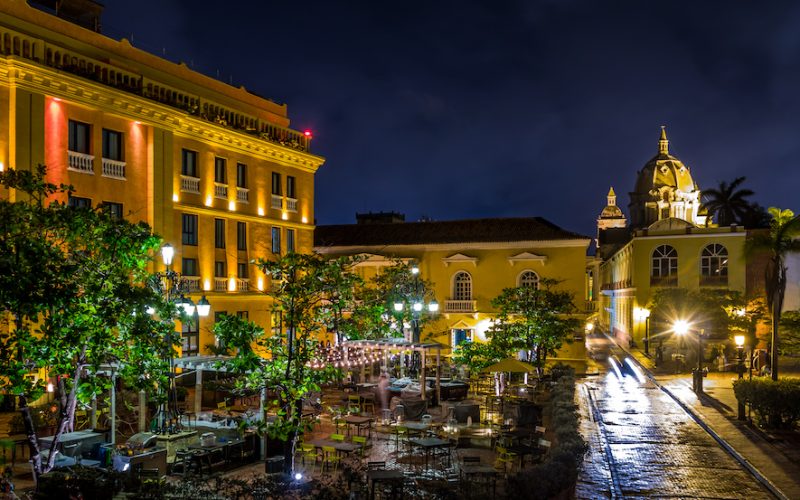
(481, 358, 536, 373)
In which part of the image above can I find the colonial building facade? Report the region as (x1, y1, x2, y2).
(315, 215, 592, 370)
(597, 129, 748, 350)
(0, 0, 324, 354)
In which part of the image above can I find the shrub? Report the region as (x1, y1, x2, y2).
(733, 378, 800, 428)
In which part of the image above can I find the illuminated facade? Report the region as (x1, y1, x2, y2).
(0, 0, 324, 354)
(315, 215, 592, 369)
(597, 129, 747, 347)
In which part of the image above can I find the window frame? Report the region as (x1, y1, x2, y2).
(518, 270, 540, 289)
(651, 244, 678, 286)
(215, 260, 226, 278)
(182, 214, 198, 246)
(286, 228, 295, 253)
(182, 257, 199, 276)
(101, 128, 123, 161)
(68, 195, 92, 209)
(286, 175, 296, 198)
(271, 227, 281, 254)
(452, 271, 472, 301)
(101, 201, 123, 219)
(236, 163, 247, 188)
(214, 218, 226, 249)
(181, 149, 198, 177)
(271, 172, 282, 196)
(214, 157, 227, 184)
(237, 221, 247, 251)
(237, 262, 249, 279)
(68, 120, 91, 154)
(700, 243, 728, 286)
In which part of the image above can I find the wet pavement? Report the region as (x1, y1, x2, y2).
(576, 334, 773, 499)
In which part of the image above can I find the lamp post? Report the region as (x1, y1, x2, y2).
(635, 307, 652, 355)
(152, 243, 211, 434)
(674, 319, 705, 394)
(392, 264, 438, 344)
(735, 334, 746, 420)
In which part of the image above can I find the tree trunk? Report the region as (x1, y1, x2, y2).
(19, 395, 43, 479)
(45, 360, 83, 472)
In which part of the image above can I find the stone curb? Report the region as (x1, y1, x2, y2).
(602, 333, 789, 500)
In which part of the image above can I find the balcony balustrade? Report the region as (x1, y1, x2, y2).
(67, 151, 94, 174)
(444, 300, 477, 313)
(101, 158, 126, 179)
(180, 175, 200, 194)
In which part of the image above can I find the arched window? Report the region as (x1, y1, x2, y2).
(453, 271, 472, 301)
(518, 270, 539, 289)
(651, 245, 677, 286)
(700, 244, 728, 286)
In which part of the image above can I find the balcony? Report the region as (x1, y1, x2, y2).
(650, 276, 678, 288)
(445, 300, 477, 313)
(67, 151, 94, 174)
(101, 158, 126, 180)
(236, 187, 249, 203)
(271, 194, 283, 210)
(183, 276, 201, 293)
(236, 278, 250, 292)
(584, 301, 597, 313)
(286, 197, 298, 213)
(214, 278, 228, 292)
(180, 175, 200, 194)
(214, 182, 228, 199)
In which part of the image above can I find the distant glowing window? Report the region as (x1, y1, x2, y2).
(519, 270, 539, 289)
(453, 272, 472, 301)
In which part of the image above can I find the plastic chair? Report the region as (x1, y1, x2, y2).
(347, 395, 361, 414)
(494, 445, 516, 473)
(299, 443, 319, 469)
(330, 433, 345, 442)
(393, 426, 409, 452)
(321, 445, 341, 471)
(351, 435, 367, 457)
(361, 394, 375, 414)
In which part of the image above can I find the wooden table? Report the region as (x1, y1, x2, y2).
(409, 437, 452, 471)
(344, 415, 373, 437)
(367, 469, 404, 500)
(308, 439, 360, 455)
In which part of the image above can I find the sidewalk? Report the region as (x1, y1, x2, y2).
(619, 340, 800, 499)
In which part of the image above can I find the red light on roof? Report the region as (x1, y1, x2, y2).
(304, 130, 312, 137)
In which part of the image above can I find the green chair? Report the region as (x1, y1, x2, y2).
(321, 446, 341, 471)
(352, 435, 367, 457)
(298, 443, 319, 470)
(330, 433, 345, 442)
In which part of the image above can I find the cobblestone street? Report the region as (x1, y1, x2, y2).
(576, 335, 773, 499)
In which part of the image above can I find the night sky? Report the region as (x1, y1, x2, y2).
(102, 1, 800, 237)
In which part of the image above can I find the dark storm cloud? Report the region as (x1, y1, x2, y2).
(103, 0, 800, 236)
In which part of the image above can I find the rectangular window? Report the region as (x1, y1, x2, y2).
(286, 228, 295, 253)
(272, 227, 281, 254)
(182, 214, 198, 246)
(236, 163, 247, 188)
(68, 120, 91, 154)
(181, 317, 199, 357)
(215, 218, 225, 249)
(271, 172, 281, 195)
(182, 258, 198, 276)
(102, 129, 123, 161)
(215, 261, 226, 278)
(286, 176, 296, 198)
(181, 149, 198, 177)
(101, 201, 123, 219)
(236, 311, 249, 320)
(237, 262, 249, 279)
(68, 195, 92, 208)
(214, 157, 226, 183)
(271, 309, 282, 338)
(215, 311, 228, 323)
(237, 222, 247, 251)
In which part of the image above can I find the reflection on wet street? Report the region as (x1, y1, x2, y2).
(576, 335, 772, 499)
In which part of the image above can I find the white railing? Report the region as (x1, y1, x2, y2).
(271, 194, 283, 210)
(286, 197, 298, 212)
(214, 182, 228, 199)
(180, 175, 200, 193)
(67, 151, 94, 174)
(236, 187, 249, 203)
(214, 278, 228, 292)
(236, 278, 250, 292)
(101, 158, 126, 179)
(184, 276, 201, 293)
(445, 300, 477, 313)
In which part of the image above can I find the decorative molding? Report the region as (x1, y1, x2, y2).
(314, 239, 590, 254)
(507, 251, 547, 266)
(442, 253, 478, 267)
(449, 319, 473, 330)
(352, 254, 411, 268)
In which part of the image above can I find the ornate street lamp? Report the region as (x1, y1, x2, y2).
(150, 243, 211, 434)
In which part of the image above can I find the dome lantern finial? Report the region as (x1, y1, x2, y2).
(659, 126, 669, 154)
(607, 187, 616, 206)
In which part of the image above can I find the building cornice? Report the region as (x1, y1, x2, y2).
(3, 58, 325, 173)
(315, 239, 591, 254)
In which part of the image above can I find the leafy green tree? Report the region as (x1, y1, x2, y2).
(450, 333, 515, 373)
(746, 207, 800, 380)
(0, 166, 165, 476)
(212, 253, 347, 475)
(702, 176, 755, 226)
(487, 279, 580, 371)
(779, 311, 800, 356)
(340, 261, 435, 341)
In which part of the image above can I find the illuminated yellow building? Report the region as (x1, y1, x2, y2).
(597, 129, 747, 350)
(0, 0, 324, 354)
(315, 214, 592, 368)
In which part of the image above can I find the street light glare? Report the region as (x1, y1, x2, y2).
(673, 319, 689, 335)
(734, 334, 745, 347)
(161, 243, 174, 266)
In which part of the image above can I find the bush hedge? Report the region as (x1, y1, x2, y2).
(507, 363, 587, 499)
(733, 377, 800, 429)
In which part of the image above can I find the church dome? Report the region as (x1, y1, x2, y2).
(633, 127, 696, 196)
(601, 204, 624, 218)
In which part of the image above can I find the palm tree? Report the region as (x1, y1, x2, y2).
(702, 177, 755, 226)
(745, 207, 800, 380)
